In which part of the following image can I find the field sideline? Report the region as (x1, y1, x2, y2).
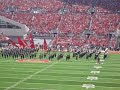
(0, 52, 120, 90)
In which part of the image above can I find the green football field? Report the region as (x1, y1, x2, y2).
(0, 52, 120, 90)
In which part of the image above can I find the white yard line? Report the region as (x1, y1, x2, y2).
(4, 62, 57, 90)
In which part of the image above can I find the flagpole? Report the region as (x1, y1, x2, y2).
(43, 34, 45, 60)
(43, 33, 45, 60)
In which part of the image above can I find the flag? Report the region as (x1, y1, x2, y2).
(29, 34, 35, 48)
(43, 38, 47, 51)
(5, 37, 10, 40)
(9, 39, 18, 47)
(5, 36, 18, 47)
(17, 36, 25, 48)
(23, 40, 29, 47)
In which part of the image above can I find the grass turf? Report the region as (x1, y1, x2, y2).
(0, 52, 120, 90)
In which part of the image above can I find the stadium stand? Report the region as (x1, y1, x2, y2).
(0, 0, 120, 49)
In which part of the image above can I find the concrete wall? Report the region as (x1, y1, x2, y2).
(0, 16, 29, 36)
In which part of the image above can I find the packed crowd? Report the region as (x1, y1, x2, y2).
(0, 0, 119, 34)
(0, 0, 119, 49)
